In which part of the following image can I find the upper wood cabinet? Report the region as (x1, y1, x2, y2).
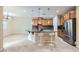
(64, 9, 76, 20)
(64, 12, 70, 20)
(32, 19, 38, 26)
(60, 16, 64, 25)
(42, 19, 48, 26)
(58, 16, 61, 26)
(69, 10, 76, 19)
(58, 15, 64, 26)
(32, 18, 53, 26)
(58, 8, 76, 38)
(41, 19, 53, 26)
(47, 19, 53, 26)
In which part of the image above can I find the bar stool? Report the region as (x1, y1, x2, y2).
(38, 33, 43, 46)
(32, 32, 36, 43)
(48, 32, 55, 48)
(25, 30, 36, 43)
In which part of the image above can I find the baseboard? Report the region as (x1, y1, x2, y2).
(76, 44, 79, 48)
(4, 33, 28, 38)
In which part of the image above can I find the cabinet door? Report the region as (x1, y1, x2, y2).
(45, 20, 48, 26)
(50, 20, 53, 25)
(32, 19, 38, 26)
(42, 20, 45, 26)
(42, 19, 53, 26)
(64, 12, 70, 20)
(58, 16, 61, 26)
(47, 20, 53, 25)
(47, 20, 50, 25)
(69, 10, 76, 19)
(35, 20, 38, 25)
(42, 19, 48, 26)
(60, 16, 64, 25)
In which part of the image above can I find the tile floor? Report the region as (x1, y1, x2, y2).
(3, 34, 79, 52)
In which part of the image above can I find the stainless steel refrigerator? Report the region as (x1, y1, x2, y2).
(62, 18, 76, 46)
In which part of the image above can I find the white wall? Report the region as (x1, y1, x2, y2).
(76, 6, 79, 48)
(13, 16, 32, 35)
(3, 18, 14, 37)
(53, 16, 58, 31)
(0, 6, 3, 51)
(3, 16, 32, 37)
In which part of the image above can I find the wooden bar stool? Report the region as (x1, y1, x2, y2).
(48, 32, 56, 48)
(38, 33, 43, 46)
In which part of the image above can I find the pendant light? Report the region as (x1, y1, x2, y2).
(32, 10, 34, 25)
(32, 10, 34, 19)
(47, 8, 50, 24)
(48, 8, 50, 18)
(38, 8, 40, 17)
(38, 8, 42, 24)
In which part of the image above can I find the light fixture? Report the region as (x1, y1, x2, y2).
(48, 8, 50, 11)
(32, 10, 34, 25)
(56, 10, 59, 13)
(38, 8, 42, 24)
(38, 8, 41, 17)
(3, 12, 16, 20)
(24, 10, 26, 13)
(47, 8, 50, 17)
(32, 10, 34, 19)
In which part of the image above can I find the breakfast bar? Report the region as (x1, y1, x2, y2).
(31, 31, 55, 47)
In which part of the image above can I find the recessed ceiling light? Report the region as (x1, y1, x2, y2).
(24, 10, 26, 12)
(56, 10, 59, 13)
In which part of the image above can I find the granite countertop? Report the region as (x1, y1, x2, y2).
(25, 29, 54, 33)
(32, 30, 54, 33)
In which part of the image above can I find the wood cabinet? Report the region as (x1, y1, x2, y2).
(32, 18, 53, 26)
(42, 19, 53, 26)
(32, 17, 53, 31)
(42, 19, 48, 26)
(32, 19, 38, 26)
(58, 15, 64, 26)
(47, 19, 53, 26)
(58, 8, 76, 38)
(60, 16, 64, 25)
(64, 12, 70, 20)
(64, 9, 76, 20)
(58, 29, 64, 37)
(69, 10, 76, 19)
(58, 15, 64, 37)
(58, 16, 61, 26)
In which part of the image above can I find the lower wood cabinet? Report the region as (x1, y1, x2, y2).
(58, 29, 64, 37)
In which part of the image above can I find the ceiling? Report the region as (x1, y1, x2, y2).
(3, 6, 74, 18)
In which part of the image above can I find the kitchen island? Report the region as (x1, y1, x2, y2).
(33, 31, 56, 46)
